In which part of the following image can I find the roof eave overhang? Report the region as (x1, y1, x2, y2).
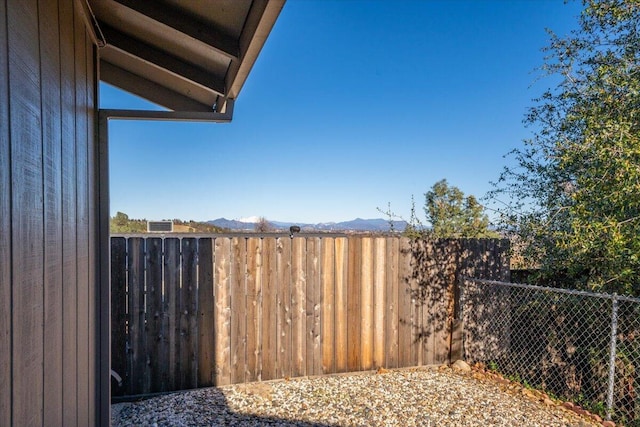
(87, 0, 285, 120)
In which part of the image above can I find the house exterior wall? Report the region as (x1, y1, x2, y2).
(0, 0, 100, 425)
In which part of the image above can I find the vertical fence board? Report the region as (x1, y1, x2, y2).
(414, 239, 427, 366)
(409, 240, 421, 367)
(292, 238, 307, 378)
(146, 238, 165, 391)
(180, 238, 198, 390)
(214, 238, 232, 386)
(198, 238, 215, 387)
(360, 237, 374, 371)
(423, 265, 436, 366)
(498, 239, 511, 281)
(110, 238, 127, 396)
(438, 240, 458, 364)
(230, 237, 247, 384)
(245, 238, 262, 382)
(347, 238, 361, 372)
(321, 237, 335, 374)
(398, 238, 412, 368)
(127, 238, 146, 395)
(164, 238, 181, 391)
(306, 237, 322, 376)
(385, 237, 399, 368)
(486, 240, 496, 278)
(334, 237, 348, 373)
(261, 238, 277, 380)
(484, 240, 494, 277)
(432, 239, 443, 366)
(373, 237, 386, 369)
(277, 237, 292, 378)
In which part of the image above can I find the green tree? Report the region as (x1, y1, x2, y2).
(489, 0, 640, 294)
(113, 211, 129, 228)
(382, 180, 496, 238)
(425, 179, 496, 238)
(110, 211, 146, 233)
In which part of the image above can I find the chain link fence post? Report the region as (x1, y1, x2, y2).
(461, 278, 640, 425)
(606, 293, 619, 421)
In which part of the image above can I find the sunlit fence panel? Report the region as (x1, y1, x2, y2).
(110, 236, 509, 399)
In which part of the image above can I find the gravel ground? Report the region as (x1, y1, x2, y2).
(112, 365, 605, 427)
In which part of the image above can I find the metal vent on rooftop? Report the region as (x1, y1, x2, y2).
(147, 221, 173, 233)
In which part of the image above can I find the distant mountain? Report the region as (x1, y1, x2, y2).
(336, 218, 396, 231)
(207, 218, 257, 231)
(207, 217, 407, 232)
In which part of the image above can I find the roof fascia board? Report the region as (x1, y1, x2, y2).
(75, 0, 106, 47)
(226, 0, 285, 101)
(100, 60, 215, 112)
(111, 0, 238, 61)
(100, 100, 234, 122)
(100, 23, 226, 96)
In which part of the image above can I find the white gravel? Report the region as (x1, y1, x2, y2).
(112, 366, 602, 426)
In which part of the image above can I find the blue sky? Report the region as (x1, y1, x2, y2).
(102, 0, 583, 224)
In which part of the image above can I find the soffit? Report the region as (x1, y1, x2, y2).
(88, 0, 285, 114)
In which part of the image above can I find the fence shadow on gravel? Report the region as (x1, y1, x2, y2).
(460, 277, 640, 426)
(113, 386, 336, 427)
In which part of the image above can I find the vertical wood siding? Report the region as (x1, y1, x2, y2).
(1, 0, 99, 424)
(9, 0, 45, 424)
(40, 0, 63, 424)
(110, 236, 509, 397)
(0, 0, 11, 425)
(59, 0, 79, 423)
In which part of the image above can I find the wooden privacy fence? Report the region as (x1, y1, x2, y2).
(110, 235, 509, 397)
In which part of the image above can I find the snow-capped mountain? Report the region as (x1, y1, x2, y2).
(236, 216, 262, 223)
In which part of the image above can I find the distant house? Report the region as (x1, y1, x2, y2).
(1, 1, 284, 425)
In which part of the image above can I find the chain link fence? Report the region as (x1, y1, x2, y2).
(460, 277, 640, 426)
